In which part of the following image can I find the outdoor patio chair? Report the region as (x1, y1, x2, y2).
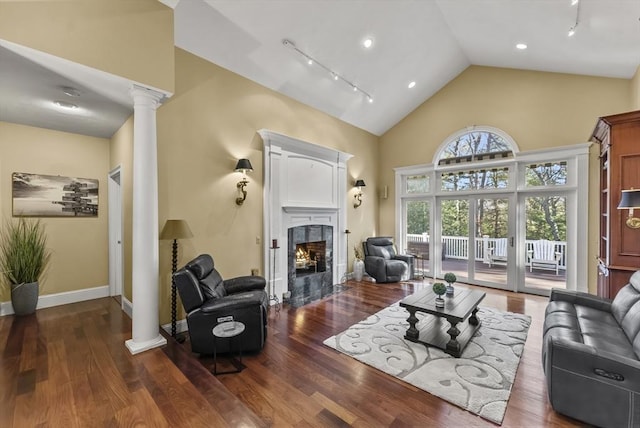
(487, 238, 508, 267)
(528, 239, 562, 275)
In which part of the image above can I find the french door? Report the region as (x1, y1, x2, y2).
(436, 194, 515, 291)
(518, 192, 569, 295)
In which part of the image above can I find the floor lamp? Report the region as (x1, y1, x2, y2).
(160, 219, 193, 341)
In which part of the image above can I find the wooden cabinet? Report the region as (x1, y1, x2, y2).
(590, 110, 640, 299)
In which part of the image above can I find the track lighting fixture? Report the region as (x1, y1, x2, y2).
(568, 0, 580, 37)
(282, 39, 374, 104)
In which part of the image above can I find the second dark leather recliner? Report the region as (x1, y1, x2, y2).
(173, 254, 268, 354)
(362, 237, 413, 283)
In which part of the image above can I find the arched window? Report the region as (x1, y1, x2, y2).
(434, 126, 518, 166)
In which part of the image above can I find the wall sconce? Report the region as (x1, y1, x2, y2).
(235, 158, 253, 205)
(617, 188, 640, 229)
(353, 179, 366, 208)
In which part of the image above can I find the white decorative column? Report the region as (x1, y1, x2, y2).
(125, 85, 167, 355)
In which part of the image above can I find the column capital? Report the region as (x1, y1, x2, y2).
(130, 84, 165, 109)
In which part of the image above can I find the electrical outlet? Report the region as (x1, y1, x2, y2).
(251, 268, 259, 276)
(256, 236, 261, 245)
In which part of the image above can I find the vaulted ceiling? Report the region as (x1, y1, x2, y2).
(172, 0, 640, 136)
(1, 0, 639, 138)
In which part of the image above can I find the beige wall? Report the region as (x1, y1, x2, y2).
(109, 117, 134, 301)
(0, 122, 110, 301)
(379, 65, 631, 293)
(0, 0, 175, 94)
(632, 66, 640, 110)
(150, 48, 378, 323)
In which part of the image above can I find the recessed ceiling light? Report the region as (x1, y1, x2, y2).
(568, 27, 576, 37)
(307, 58, 313, 65)
(408, 81, 416, 89)
(363, 38, 373, 48)
(571, 0, 579, 6)
(516, 43, 527, 50)
(61, 86, 80, 97)
(367, 96, 373, 103)
(54, 100, 78, 110)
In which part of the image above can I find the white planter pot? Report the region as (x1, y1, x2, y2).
(353, 259, 365, 281)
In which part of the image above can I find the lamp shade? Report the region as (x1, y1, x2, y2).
(617, 189, 640, 209)
(355, 179, 366, 188)
(160, 219, 194, 240)
(235, 158, 253, 173)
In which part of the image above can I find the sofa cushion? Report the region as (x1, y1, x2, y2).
(611, 272, 640, 358)
(385, 259, 407, 277)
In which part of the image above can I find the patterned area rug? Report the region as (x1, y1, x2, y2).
(323, 302, 531, 425)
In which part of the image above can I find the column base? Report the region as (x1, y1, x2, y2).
(125, 334, 167, 355)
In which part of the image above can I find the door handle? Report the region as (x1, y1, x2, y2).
(509, 237, 514, 247)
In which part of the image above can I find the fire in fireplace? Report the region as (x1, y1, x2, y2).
(295, 241, 326, 277)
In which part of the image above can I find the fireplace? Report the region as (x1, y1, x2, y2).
(288, 225, 333, 307)
(261, 129, 352, 308)
(295, 241, 327, 276)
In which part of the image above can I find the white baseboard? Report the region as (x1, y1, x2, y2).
(122, 296, 133, 319)
(0, 285, 110, 316)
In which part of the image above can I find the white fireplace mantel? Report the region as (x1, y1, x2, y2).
(260, 129, 352, 303)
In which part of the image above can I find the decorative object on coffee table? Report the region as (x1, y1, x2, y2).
(444, 272, 456, 296)
(432, 282, 446, 308)
(160, 219, 193, 341)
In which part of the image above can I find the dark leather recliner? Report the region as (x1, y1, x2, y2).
(362, 237, 413, 283)
(542, 271, 640, 428)
(173, 254, 268, 354)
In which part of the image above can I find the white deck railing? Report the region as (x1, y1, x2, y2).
(406, 233, 567, 270)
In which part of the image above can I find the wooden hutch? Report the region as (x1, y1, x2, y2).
(590, 110, 640, 299)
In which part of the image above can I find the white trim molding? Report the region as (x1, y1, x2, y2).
(0, 285, 110, 316)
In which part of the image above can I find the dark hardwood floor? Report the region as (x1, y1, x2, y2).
(0, 280, 581, 427)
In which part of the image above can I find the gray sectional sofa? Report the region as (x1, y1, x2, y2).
(543, 271, 640, 428)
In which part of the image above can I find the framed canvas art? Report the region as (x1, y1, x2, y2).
(12, 172, 98, 217)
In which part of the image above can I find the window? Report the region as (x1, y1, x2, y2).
(406, 174, 429, 193)
(441, 167, 509, 191)
(437, 129, 514, 166)
(525, 162, 568, 187)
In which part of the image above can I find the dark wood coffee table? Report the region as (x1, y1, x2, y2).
(399, 287, 486, 357)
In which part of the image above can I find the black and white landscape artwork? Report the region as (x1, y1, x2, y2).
(12, 172, 98, 217)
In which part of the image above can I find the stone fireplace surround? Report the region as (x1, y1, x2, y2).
(260, 130, 351, 306)
(288, 225, 333, 307)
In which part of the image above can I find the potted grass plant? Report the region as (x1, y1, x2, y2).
(0, 218, 51, 315)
